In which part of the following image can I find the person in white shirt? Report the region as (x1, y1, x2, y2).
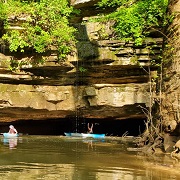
(8, 125, 18, 134)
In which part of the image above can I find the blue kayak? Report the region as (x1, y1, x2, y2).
(64, 132, 105, 138)
(3, 133, 19, 138)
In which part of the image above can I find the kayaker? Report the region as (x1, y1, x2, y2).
(9, 125, 18, 134)
(87, 123, 93, 134)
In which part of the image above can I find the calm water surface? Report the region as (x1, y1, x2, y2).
(0, 135, 180, 180)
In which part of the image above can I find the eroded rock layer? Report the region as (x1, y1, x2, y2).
(0, 0, 163, 123)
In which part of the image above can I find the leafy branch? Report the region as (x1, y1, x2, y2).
(0, 0, 79, 62)
(95, 0, 169, 45)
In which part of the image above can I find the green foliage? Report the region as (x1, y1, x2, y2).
(0, 2, 7, 21)
(97, 0, 128, 8)
(8, 58, 29, 71)
(79, 66, 87, 72)
(96, 0, 169, 45)
(3, 30, 29, 52)
(1, 0, 79, 61)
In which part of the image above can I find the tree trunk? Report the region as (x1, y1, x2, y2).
(161, 0, 180, 134)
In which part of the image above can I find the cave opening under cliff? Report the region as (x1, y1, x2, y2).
(0, 118, 146, 136)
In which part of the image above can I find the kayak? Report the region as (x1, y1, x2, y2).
(64, 132, 105, 138)
(3, 133, 18, 138)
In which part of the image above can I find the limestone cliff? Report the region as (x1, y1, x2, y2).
(0, 0, 163, 125)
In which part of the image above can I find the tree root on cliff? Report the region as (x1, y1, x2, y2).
(132, 129, 164, 154)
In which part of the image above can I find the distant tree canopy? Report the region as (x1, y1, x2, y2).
(0, 0, 79, 61)
(96, 0, 169, 45)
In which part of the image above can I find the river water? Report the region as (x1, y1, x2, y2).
(0, 135, 180, 180)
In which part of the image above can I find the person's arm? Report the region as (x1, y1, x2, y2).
(88, 123, 91, 131)
(89, 123, 93, 133)
(14, 128, 18, 134)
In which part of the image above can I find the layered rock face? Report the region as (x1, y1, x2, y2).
(0, 0, 163, 123)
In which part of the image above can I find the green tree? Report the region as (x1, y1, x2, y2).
(96, 0, 169, 45)
(0, 0, 79, 62)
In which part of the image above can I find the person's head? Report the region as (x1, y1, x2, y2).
(9, 125, 14, 129)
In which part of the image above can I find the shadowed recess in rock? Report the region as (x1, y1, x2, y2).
(0, 118, 146, 136)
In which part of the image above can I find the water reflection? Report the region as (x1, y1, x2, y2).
(0, 136, 180, 180)
(3, 137, 18, 149)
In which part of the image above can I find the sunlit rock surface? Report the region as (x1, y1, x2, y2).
(0, 1, 163, 123)
(71, 0, 99, 8)
(0, 83, 149, 122)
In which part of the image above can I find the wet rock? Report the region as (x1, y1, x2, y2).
(164, 120, 177, 133)
(71, 0, 99, 8)
(174, 140, 180, 152)
(171, 139, 180, 160)
(163, 134, 179, 153)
